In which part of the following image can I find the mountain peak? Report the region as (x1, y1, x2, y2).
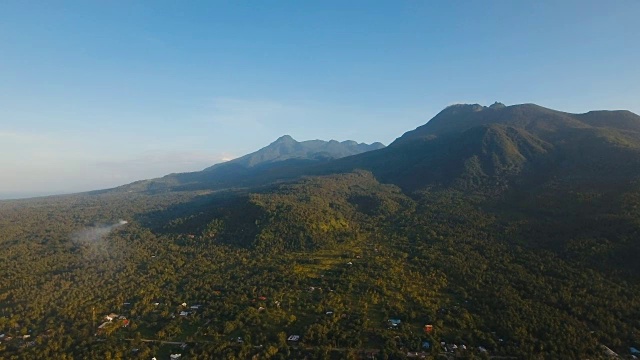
(444, 103, 486, 113)
(204, 135, 386, 171)
(392, 102, 594, 145)
(272, 135, 297, 144)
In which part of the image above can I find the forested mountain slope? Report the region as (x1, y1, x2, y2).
(1, 103, 640, 359)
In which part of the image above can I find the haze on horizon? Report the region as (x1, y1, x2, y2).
(1, 1, 638, 199)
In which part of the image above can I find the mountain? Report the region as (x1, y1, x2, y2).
(316, 103, 640, 192)
(205, 135, 384, 170)
(117, 97, 640, 356)
(117, 102, 640, 207)
(124, 102, 640, 277)
(5, 102, 640, 359)
(113, 102, 640, 203)
(115, 135, 385, 193)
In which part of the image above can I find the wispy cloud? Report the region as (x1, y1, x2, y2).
(72, 220, 128, 244)
(71, 220, 129, 260)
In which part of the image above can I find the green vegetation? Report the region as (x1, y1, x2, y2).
(1, 103, 640, 359)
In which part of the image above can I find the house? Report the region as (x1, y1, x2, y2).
(326, 311, 334, 315)
(258, 296, 267, 301)
(190, 305, 201, 310)
(407, 352, 428, 358)
(181, 302, 187, 307)
(632, 347, 640, 355)
(105, 313, 118, 321)
(602, 345, 618, 357)
(287, 335, 300, 341)
(179, 311, 189, 316)
(422, 341, 430, 349)
(388, 319, 401, 327)
(170, 354, 182, 359)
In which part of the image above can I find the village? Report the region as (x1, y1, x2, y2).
(2, 239, 639, 360)
(1, 233, 638, 360)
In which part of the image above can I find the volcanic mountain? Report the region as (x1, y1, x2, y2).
(117, 135, 385, 193)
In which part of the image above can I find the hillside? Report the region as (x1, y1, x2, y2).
(1, 103, 640, 359)
(350, 103, 640, 193)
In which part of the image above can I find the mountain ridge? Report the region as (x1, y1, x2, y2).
(110, 103, 640, 196)
(204, 135, 385, 171)
(393, 103, 640, 145)
(111, 135, 386, 194)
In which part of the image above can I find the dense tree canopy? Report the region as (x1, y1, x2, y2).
(3, 104, 640, 359)
(1, 170, 639, 359)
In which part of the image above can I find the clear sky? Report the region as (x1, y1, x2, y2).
(1, 1, 638, 198)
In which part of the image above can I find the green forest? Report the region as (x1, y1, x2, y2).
(1, 169, 639, 359)
(2, 104, 640, 359)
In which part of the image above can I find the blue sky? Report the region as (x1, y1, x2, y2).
(1, 1, 638, 198)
